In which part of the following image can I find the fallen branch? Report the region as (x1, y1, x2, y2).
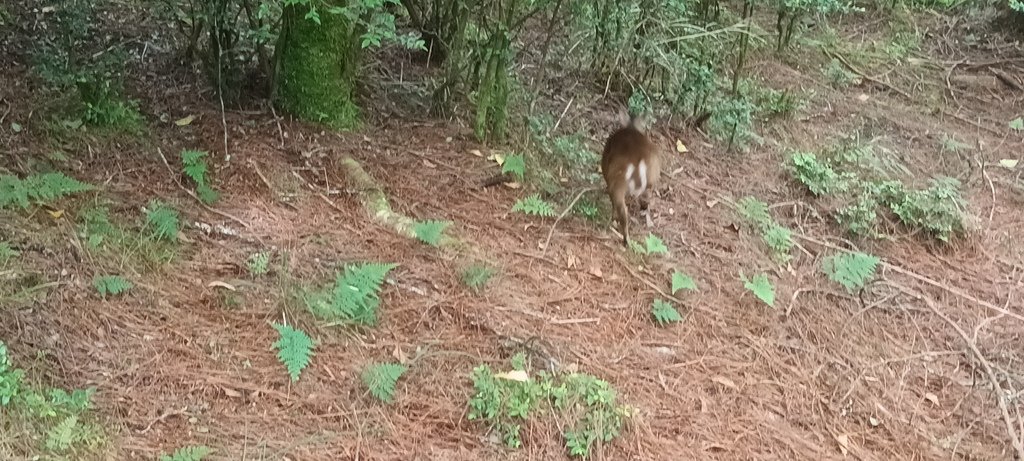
(156, 148, 251, 230)
(794, 233, 1024, 323)
(541, 187, 598, 257)
(889, 283, 1024, 460)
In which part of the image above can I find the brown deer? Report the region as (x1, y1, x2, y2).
(600, 111, 662, 247)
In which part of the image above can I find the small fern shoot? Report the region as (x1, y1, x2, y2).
(412, 220, 451, 247)
(461, 264, 495, 294)
(0, 172, 93, 210)
(145, 200, 180, 242)
(307, 262, 398, 325)
(511, 194, 556, 217)
(159, 445, 213, 461)
(272, 323, 315, 382)
(0, 242, 18, 266)
(651, 299, 683, 326)
(93, 275, 133, 298)
(822, 252, 879, 293)
(246, 251, 271, 276)
(501, 153, 526, 181)
(741, 272, 775, 307)
(670, 270, 697, 294)
(362, 362, 407, 403)
(631, 233, 669, 256)
(736, 196, 772, 228)
(181, 149, 219, 204)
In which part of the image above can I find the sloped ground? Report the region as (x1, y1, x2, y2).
(2, 3, 1024, 461)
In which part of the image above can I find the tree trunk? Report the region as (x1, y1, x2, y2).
(274, 3, 360, 130)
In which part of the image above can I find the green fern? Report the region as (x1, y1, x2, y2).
(630, 233, 669, 256)
(145, 200, 180, 242)
(461, 264, 496, 294)
(181, 149, 219, 204)
(761, 224, 794, 263)
(822, 252, 879, 293)
(736, 196, 771, 228)
(362, 362, 406, 403)
(501, 153, 526, 181)
(651, 299, 683, 326)
(741, 272, 775, 307)
(246, 251, 271, 276)
(45, 415, 99, 452)
(92, 275, 132, 297)
(511, 194, 556, 217)
(0, 242, 18, 266)
(670, 270, 697, 294)
(271, 323, 315, 382)
(159, 445, 213, 461)
(307, 262, 398, 325)
(412, 220, 451, 247)
(0, 172, 93, 210)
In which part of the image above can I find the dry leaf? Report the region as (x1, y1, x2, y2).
(676, 139, 688, 153)
(566, 253, 579, 269)
(392, 345, 409, 364)
(503, 182, 522, 189)
(47, 208, 65, 219)
(207, 281, 237, 291)
(487, 153, 505, 166)
(223, 388, 242, 398)
(835, 434, 850, 455)
(857, 94, 870, 102)
(711, 376, 737, 390)
(588, 266, 603, 278)
(469, 149, 483, 157)
(174, 115, 195, 126)
(924, 392, 939, 406)
(494, 370, 529, 382)
(423, 159, 437, 168)
(868, 416, 880, 427)
(999, 159, 1019, 169)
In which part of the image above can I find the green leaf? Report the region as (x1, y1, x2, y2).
(651, 299, 683, 326)
(670, 271, 697, 294)
(145, 200, 180, 242)
(0, 242, 19, 265)
(511, 194, 556, 217)
(92, 275, 133, 297)
(501, 153, 526, 180)
(822, 252, 880, 293)
(412, 220, 451, 247)
(362, 362, 406, 403)
(644, 233, 669, 255)
(1009, 117, 1023, 131)
(306, 262, 398, 325)
(461, 264, 495, 293)
(736, 196, 772, 228)
(272, 323, 315, 382)
(159, 446, 213, 461)
(742, 272, 775, 307)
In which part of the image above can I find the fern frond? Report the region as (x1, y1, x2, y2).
(145, 200, 180, 242)
(0, 242, 18, 265)
(651, 299, 682, 326)
(272, 323, 315, 382)
(309, 262, 398, 325)
(501, 153, 526, 180)
(822, 252, 879, 293)
(735, 196, 771, 228)
(362, 362, 406, 403)
(0, 173, 93, 209)
(670, 270, 697, 294)
(159, 445, 213, 461)
(412, 220, 451, 247)
(45, 415, 84, 452)
(741, 272, 775, 307)
(511, 195, 556, 217)
(93, 275, 133, 297)
(643, 234, 668, 255)
(461, 264, 495, 294)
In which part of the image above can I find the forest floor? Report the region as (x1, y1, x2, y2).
(2, 2, 1024, 461)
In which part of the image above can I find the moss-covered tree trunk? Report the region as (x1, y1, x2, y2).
(274, 3, 360, 129)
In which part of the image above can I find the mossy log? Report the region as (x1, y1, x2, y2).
(275, 3, 360, 129)
(338, 155, 465, 251)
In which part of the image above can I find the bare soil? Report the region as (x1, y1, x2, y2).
(2, 2, 1024, 461)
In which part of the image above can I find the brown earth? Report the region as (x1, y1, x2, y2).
(2, 2, 1024, 461)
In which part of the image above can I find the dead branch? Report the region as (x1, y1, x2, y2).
(541, 187, 598, 257)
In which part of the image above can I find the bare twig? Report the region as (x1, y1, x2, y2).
(549, 96, 574, 136)
(541, 187, 598, 256)
(796, 233, 1024, 323)
(890, 283, 1024, 460)
(825, 50, 913, 101)
(156, 148, 251, 229)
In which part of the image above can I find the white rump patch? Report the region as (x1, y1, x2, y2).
(626, 159, 648, 197)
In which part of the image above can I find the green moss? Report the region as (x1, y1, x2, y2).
(275, 4, 360, 130)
